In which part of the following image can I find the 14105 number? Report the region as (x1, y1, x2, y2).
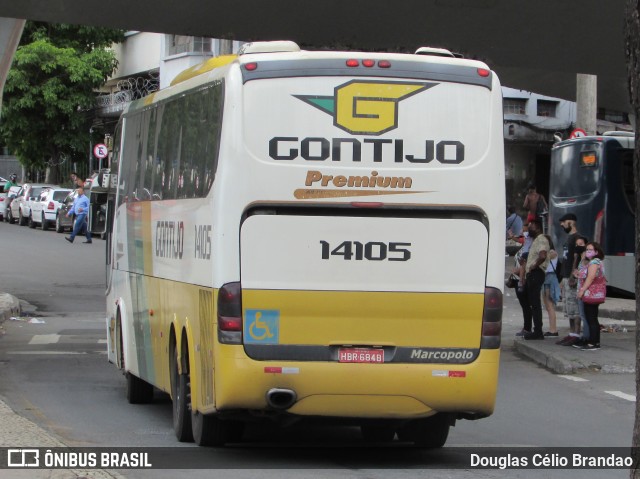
(319, 241, 411, 261)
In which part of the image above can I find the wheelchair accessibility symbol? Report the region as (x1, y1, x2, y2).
(244, 309, 280, 344)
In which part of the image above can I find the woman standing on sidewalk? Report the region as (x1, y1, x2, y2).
(577, 242, 606, 351)
(542, 235, 560, 336)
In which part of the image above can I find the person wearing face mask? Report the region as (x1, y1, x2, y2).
(521, 219, 550, 340)
(571, 237, 590, 347)
(556, 213, 582, 346)
(576, 242, 606, 350)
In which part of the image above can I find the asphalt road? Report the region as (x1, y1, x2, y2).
(0, 220, 636, 478)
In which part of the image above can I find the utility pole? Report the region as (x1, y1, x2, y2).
(576, 74, 597, 135)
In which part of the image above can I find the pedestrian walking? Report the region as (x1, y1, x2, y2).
(523, 183, 547, 224)
(64, 185, 92, 244)
(520, 219, 550, 340)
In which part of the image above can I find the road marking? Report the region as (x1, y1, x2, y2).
(97, 339, 107, 344)
(605, 391, 636, 402)
(557, 375, 589, 382)
(28, 334, 60, 345)
(7, 351, 87, 355)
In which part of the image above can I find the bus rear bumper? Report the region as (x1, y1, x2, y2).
(213, 348, 499, 419)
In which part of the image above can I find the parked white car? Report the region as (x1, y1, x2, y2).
(7, 183, 59, 226)
(29, 187, 72, 230)
(0, 176, 7, 220)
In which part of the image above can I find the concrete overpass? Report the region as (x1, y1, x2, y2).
(0, 0, 631, 111)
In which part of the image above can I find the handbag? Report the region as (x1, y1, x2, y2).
(505, 274, 519, 289)
(582, 265, 606, 304)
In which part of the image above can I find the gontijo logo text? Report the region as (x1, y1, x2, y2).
(269, 80, 465, 164)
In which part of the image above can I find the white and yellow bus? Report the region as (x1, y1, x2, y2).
(106, 41, 505, 448)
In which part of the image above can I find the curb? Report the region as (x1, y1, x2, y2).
(513, 340, 579, 374)
(512, 340, 636, 375)
(0, 292, 20, 325)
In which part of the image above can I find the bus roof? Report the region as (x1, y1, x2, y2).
(124, 41, 495, 117)
(553, 132, 634, 150)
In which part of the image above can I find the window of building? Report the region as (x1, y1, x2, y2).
(503, 98, 527, 115)
(166, 35, 212, 56)
(537, 100, 558, 118)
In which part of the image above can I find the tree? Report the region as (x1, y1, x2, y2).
(0, 22, 124, 184)
(626, 1, 640, 477)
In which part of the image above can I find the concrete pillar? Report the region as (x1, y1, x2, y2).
(0, 18, 25, 114)
(576, 73, 597, 135)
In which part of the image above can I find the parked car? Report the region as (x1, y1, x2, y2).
(7, 183, 59, 226)
(29, 187, 72, 230)
(55, 189, 78, 233)
(0, 176, 9, 220)
(3, 185, 21, 223)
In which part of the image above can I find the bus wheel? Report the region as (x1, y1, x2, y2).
(126, 372, 154, 404)
(191, 411, 229, 447)
(360, 421, 397, 442)
(397, 414, 453, 448)
(170, 341, 193, 442)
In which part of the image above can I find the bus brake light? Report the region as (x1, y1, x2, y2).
(594, 209, 604, 245)
(218, 282, 243, 344)
(481, 287, 502, 349)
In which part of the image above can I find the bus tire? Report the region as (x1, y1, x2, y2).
(126, 372, 154, 404)
(170, 341, 193, 443)
(397, 414, 452, 448)
(360, 421, 396, 442)
(191, 411, 229, 447)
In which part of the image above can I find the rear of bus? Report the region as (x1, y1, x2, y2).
(550, 134, 635, 294)
(213, 43, 505, 444)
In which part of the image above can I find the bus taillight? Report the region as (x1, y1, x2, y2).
(594, 209, 604, 245)
(218, 282, 242, 344)
(481, 287, 502, 349)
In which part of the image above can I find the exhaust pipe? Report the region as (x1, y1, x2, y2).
(266, 388, 297, 410)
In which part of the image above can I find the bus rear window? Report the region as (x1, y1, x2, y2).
(550, 143, 601, 198)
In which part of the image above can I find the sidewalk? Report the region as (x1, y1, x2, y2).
(511, 297, 637, 375)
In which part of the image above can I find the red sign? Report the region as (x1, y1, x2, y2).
(569, 128, 587, 139)
(93, 143, 108, 159)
